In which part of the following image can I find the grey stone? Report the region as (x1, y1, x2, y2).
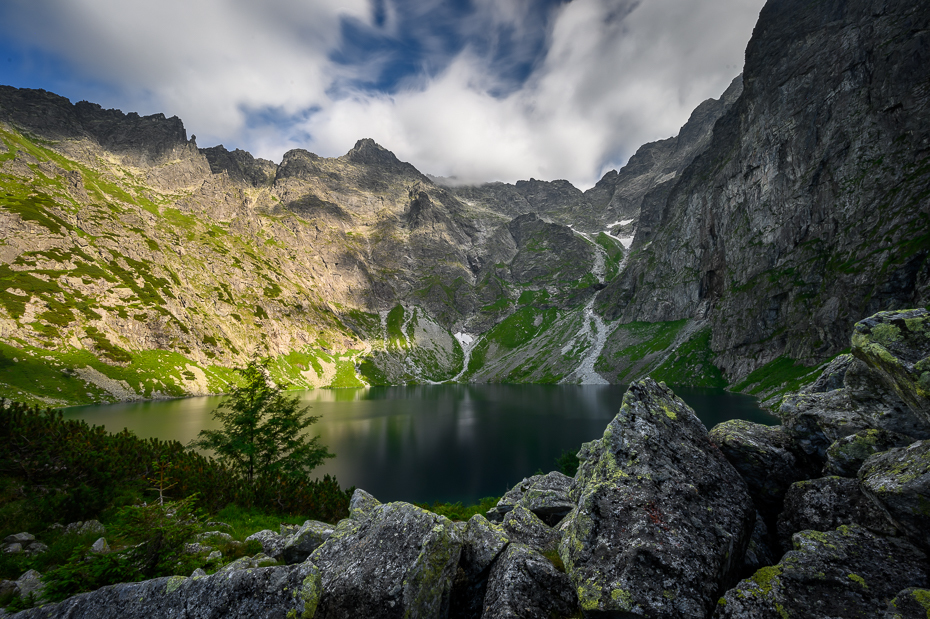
(715, 525, 928, 619)
(802, 354, 855, 394)
(515, 471, 574, 526)
(459, 514, 509, 580)
(559, 379, 755, 617)
(14, 570, 44, 602)
(486, 475, 544, 523)
(197, 531, 233, 543)
(859, 440, 930, 550)
(2, 534, 33, 545)
(189, 568, 206, 579)
(281, 520, 334, 565)
(776, 476, 896, 554)
(824, 428, 916, 477)
(307, 501, 462, 619)
(184, 543, 212, 555)
(852, 309, 930, 424)
(3, 544, 22, 555)
(709, 419, 813, 520)
(480, 544, 577, 619)
(348, 488, 382, 521)
(501, 505, 558, 555)
(24, 543, 47, 556)
(884, 588, 930, 619)
(89, 538, 109, 554)
(10, 563, 319, 619)
(206, 550, 222, 563)
(217, 553, 277, 574)
(244, 529, 286, 560)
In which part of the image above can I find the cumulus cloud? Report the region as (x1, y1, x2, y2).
(0, 0, 765, 188)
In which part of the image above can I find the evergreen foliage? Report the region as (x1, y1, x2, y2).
(190, 359, 334, 488)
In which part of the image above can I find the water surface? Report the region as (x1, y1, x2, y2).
(65, 384, 774, 504)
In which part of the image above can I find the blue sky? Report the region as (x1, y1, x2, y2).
(0, 0, 764, 188)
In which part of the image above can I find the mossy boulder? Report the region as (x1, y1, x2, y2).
(714, 525, 928, 619)
(709, 420, 814, 520)
(852, 309, 930, 424)
(515, 471, 574, 526)
(458, 514, 509, 580)
(307, 500, 462, 619)
(776, 476, 896, 554)
(559, 378, 755, 617)
(779, 358, 930, 462)
(9, 562, 320, 619)
(859, 440, 930, 550)
(348, 488, 381, 521)
(501, 504, 559, 555)
(282, 520, 335, 565)
(481, 543, 578, 619)
(824, 429, 916, 478)
(884, 588, 930, 619)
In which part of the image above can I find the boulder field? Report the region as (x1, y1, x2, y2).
(8, 309, 930, 618)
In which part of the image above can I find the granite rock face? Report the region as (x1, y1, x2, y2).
(559, 378, 755, 617)
(307, 500, 462, 619)
(480, 544, 576, 619)
(884, 588, 930, 619)
(776, 476, 896, 554)
(709, 420, 813, 520)
(600, 0, 930, 380)
(281, 520, 335, 565)
(824, 428, 916, 477)
(10, 562, 319, 619)
(859, 440, 930, 550)
(715, 525, 928, 619)
(852, 309, 930, 424)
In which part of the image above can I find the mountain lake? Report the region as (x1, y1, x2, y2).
(64, 384, 775, 505)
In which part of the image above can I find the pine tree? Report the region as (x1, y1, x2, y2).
(190, 359, 333, 488)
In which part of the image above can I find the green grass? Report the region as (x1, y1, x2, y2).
(649, 327, 727, 388)
(731, 355, 825, 397)
(611, 320, 689, 363)
(386, 304, 406, 345)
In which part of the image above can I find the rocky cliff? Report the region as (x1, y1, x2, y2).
(600, 0, 930, 382)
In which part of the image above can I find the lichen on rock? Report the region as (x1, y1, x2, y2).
(559, 378, 755, 617)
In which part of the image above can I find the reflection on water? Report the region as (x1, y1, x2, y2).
(65, 384, 775, 504)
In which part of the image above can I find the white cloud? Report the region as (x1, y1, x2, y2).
(1, 0, 765, 188)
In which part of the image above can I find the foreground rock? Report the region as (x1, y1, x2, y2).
(824, 428, 915, 477)
(776, 476, 895, 553)
(852, 309, 930, 424)
(559, 378, 755, 617)
(709, 420, 812, 520)
(779, 357, 930, 462)
(282, 520, 335, 565)
(486, 471, 573, 526)
(859, 440, 930, 550)
(481, 544, 576, 619)
(10, 563, 319, 619)
(306, 499, 462, 619)
(715, 525, 928, 619)
(884, 588, 930, 618)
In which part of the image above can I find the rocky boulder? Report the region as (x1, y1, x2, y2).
(515, 471, 574, 526)
(481, 544, 577, 619)
(779, 357, 930, 462)
(9, 562, 319, 619)
(859, 440, 930, 550)
(776, 476, 896, 554)
(852, 309, 930, 424)
(282, 520, 334, 565)
(824, 428, 915, 477)
(709, 420, 813, 520)
(243, 530, 286, 560)
(559, 379, 755, 617)
(715, 525, 928, 619)
(306, 500, 462, 619)
(459, 515, 509, 580)
(884, 588, 930, 618)
(500, 505, 559, 555)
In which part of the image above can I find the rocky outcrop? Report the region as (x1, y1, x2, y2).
(281, 520, 334, 565)
(480, 544, 576, 619)
(715, 525, 928, 619)
(600, 0, 930, 381)
(709, 420, 813, 521)
(486, 471, 573, 526)
(776, 476, 896, 554)
(859, 440, 930, 550)
(306, 501, 462, 619)
(559, 378, 755, 617)
(853, 309, 930, 424)
(824, 428, 915, 477)
(884, 588, 930, 619)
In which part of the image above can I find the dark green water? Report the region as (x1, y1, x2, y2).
(64, 384, 775, 504)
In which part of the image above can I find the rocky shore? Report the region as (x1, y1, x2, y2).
(6, 308, 930, 618)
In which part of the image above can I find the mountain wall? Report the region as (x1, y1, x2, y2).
(600, 0, 930, 380)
